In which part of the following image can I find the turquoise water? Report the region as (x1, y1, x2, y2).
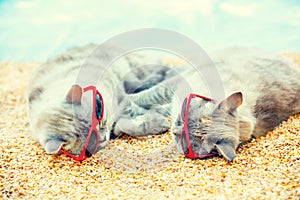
(0, 0, 300, 61)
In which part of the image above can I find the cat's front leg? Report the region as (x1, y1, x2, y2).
(124, 74, 164, 94)
(114, 113, 170, 137)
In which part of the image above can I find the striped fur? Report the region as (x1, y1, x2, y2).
(137, 47, 300, 161)
(28, 44, 174, 155)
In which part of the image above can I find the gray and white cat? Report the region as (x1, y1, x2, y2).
(173, 47, 300, 161)
(27, 44, 174, 156)
(133, 47, 300, 161)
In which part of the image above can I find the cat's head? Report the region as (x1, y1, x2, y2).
(173, 92, 242, 161)
(31, 85, 108, 157)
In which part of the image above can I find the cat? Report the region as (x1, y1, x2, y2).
(132, 47, 300, 161)
(27, 43, 175, 156)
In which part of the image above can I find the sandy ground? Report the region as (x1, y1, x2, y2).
(0, 56, 299, 199)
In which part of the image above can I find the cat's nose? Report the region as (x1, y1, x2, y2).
(85, 149, 93, 157)
(211, 149, 219, 156)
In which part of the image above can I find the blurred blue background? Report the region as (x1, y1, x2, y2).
(1, 0, 300, 61)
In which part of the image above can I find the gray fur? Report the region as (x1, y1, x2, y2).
(28, 44, 173, 155)
(149, 47, 300, 161)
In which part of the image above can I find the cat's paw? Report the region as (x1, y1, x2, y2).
(171, 126, 181, 135)
(115, 113, 170, 136)
(148, 116, 170, 134)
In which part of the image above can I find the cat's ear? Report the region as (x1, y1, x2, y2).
(217, 92, 243, 113)
(66, 85, 82, 105)
(214, 142, 236, 161)
(45, 139, 65, 154)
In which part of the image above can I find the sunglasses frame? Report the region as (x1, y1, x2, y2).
(59, 86, 104, 161)
(180, 93, 215, 159)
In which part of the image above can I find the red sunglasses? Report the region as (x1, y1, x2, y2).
(60, 86, 104, 161)
(180, 93, 215, 159)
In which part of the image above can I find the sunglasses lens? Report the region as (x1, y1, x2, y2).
(85, 130, 98, 157)
(95, 93, 103, 120)
(181, 98, 188, 121)
(181, 130, 189, 154)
